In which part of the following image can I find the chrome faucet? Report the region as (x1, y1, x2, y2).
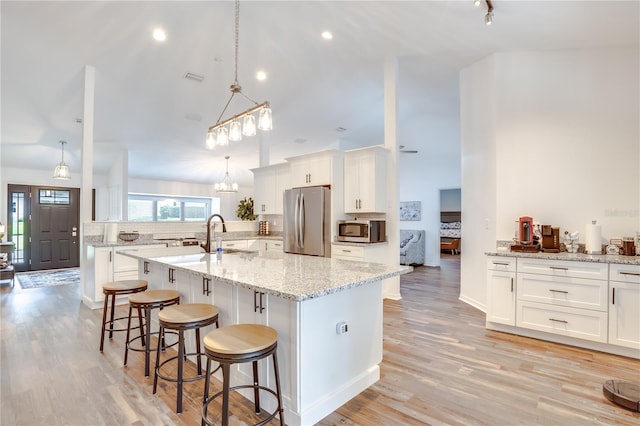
(202, 214, 226, 252)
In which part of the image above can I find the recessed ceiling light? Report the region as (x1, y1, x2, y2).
(153, 28, 167, 42)
(321, 31, 333, 40)
(256, 70, 267, 81)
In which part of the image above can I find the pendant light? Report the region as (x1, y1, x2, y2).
(53, 140, 70, 180)
(215, 156, 238, 193)
(206, 0, 272, 149)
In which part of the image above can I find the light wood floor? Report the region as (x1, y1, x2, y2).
(1, 256, 638, 425)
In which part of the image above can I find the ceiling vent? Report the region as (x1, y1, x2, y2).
(184, 72, 205, 82)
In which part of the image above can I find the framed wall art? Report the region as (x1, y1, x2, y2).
(400, 201, 421, 221)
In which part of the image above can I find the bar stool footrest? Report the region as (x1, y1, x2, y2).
(156, 352, 210, 383)
(202, 384, 281, 426)
(126, 330, 179, 353)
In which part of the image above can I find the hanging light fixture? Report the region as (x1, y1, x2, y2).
(206, 0, 272, 149)
(53, 140, 70, 180)
(484, 0, 494, 25)
(215, 156, 239, 193)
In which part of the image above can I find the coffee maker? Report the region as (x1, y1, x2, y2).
(541, 225, 560, 253)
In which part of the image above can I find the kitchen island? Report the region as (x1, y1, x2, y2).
(121, 248, 412, 426)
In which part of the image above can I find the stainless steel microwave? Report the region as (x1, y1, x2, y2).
(337, 220, 386, 243)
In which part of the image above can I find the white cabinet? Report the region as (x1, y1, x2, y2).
(344, 147, 387, 213)
(221, 240, 248, 250)
(287, 150, 337, 187)
(486, 257, 517, 326)
(257, 239, 283, 255)
(252, 163, 289, 214)
(90, 244, 164, 304)
(515, 259, 608, 343)
(608, 264, 640, 350)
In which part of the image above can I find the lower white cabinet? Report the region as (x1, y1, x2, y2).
(608, 264, 640, 350)
(485, 255, 640, 358)
(486, 257, 516, 326)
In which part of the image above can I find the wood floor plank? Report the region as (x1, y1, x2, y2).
(2, 257, 638, 425)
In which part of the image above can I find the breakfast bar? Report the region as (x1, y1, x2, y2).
(121, 248, 411, 425)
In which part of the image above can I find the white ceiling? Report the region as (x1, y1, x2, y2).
(2, 1, 638, 188)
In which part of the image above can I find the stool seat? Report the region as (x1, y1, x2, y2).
(103, 279, 148, 293)
(159, 303, 220, 326)
(100, 279, 148, 352)
(204, 324, 277, 356)
(129, 289, 180, 305)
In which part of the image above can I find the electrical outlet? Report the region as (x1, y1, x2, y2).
(336, 321, 348, 335)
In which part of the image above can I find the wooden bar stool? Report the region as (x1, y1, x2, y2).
(99, 279, 148, 352)
(153, 303, 220, 413)
(124, 289, 181, 376)
(201, 324, 285, 426)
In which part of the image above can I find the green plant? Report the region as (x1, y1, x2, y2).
(236, 197, 257, 221)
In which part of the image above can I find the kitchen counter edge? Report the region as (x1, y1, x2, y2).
(485, 251, 640, 265)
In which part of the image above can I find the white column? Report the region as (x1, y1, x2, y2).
(383, 57, 401, 300)
(258, 131, 270, 167)
(80, 65, 95, 290)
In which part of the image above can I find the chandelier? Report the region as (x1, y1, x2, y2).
(215, 156, 239, 193)
(53, 140, 70, 180)
(206, 0, 272, 149)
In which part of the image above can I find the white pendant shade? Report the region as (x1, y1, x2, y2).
(216, 127, 229, 146)
(242, 115, 256, 136)
(215, 156, 238, 193)
(258, 107, 272, 131)
(229, 120, 242, 141)
(53, 140, 70, 180)
(206, 130, 216, 149)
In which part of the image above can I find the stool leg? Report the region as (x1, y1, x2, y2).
(108, 291, 117, 339)
(124, 304, 133, 365)
(195, 328, 202, 375)
(222, 363, 231, 426)
(177, 329, 184, 413)
(272, 350, 285, 426)
(203, 357, 211, 404)
(252, 360, 261, 414)
(153, 326, 163, 395)
(137, 305, 145, 347)
(144, 307, 152, 377)
(99, 293, 109, 351)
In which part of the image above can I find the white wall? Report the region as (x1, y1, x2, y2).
(397, 61, 461, 267)
(460, 47, 640, 310)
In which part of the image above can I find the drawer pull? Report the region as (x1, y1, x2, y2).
(549, 266, 569, 271)
(143, 261, 150, 275)
(620, 271, 640, 277)
(493, 262, 510, 266)
(341, 249, 352, 253)
(549, 289, 569, 294)
(549, 318, 568, 324)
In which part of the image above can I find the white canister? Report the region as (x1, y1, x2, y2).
(106, 223, 118, 243)
(585, 220, 602, 254)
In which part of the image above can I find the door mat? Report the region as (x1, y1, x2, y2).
(17, 268, 80, 289)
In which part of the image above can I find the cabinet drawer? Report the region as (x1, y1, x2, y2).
(332, 245, 365, 260)
(516, 301, 607, 343)
(517, 258, 608, 280)
(486, 257, 516, 272)
(221, 240, 248, 249)
(610, 263, 640, 284)
(517, 273, 608, 311)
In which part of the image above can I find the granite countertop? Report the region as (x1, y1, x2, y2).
(120, 248, 412, 301)
(486, 250, 640, 265)
(332, 241, 389, 247)
(86, 234, 283, 248)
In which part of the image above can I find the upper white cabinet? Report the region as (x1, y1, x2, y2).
(251, 163, 290, 215)
(343, 147, 388, 213)
(286, 150, 339, 188)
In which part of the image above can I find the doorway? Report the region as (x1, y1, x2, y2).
(7, 184, 80, 271)
(439, 188, 461, 256)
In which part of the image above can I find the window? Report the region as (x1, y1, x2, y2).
(39, 189, 70, 205)
(127, 195, 214, 222)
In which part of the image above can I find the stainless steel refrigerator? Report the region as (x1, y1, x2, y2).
(283, 186, 331, 257)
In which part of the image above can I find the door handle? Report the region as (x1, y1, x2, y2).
(143, 261, 149, 274)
